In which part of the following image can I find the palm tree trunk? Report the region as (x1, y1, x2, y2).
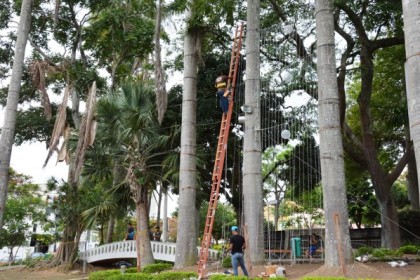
(0, 0, 33, 229)
(106, 218, 115, 244)
(243, 0, 265, 266)
(315, 0, 352, 268)
(174, 0, 198, 268)
(154, 0, 167, 123)
(403, 0, 420, 206)
(162, 187, 168, 242)
(135, 185, 154, 271)
(107, 159, 126, 243)
(156, 184, 163, 227)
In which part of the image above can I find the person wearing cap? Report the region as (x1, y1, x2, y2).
(214, 73, 229, 114)
(228, 226, 249, 277)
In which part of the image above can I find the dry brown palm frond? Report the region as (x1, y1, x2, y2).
(71, 82, 97, 184)
(43, 87, 70, 167)
(57, 124, 70, 164)
(30, 60, 52, 120)
(88, 118, 97, 146)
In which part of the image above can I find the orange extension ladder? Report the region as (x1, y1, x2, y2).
(197, 23, 244, 279)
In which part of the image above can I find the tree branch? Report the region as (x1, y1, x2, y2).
(334, 2, 370, 47)
(387, 143, 414, 183)
(28, 37, 58, 67)
(335, 14, 355, 125)
(371, 36, 404, 52)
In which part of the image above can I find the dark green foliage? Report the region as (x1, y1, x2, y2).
(354, 246, 374, 257)
(222, 255, 232, 268)
(14, 106, 56, 145)
(391, 182, 410, 209)
(108, 273, 153, 280)
(345, 163, 380, 228)
(371, 248, 400, 260)
(199, 203, 236, 241)
(153, 271, 198, 280)
(125, 268, 137, 274)
(398, 209, 420, 244)
(397, 245, 420, 255)
(301, 278, 365, 280)
(208, 275, 250, 280)
(88, 270, 121, 280)
(141, 263, 173, 274)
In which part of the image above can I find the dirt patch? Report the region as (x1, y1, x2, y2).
(1, 261, 420, 279)
(204, 261, 420, 279)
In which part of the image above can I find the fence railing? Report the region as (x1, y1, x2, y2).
(79, 241, 220, 263)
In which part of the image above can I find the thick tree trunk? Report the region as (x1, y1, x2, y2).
(0, 0, 33, 229)
(371, 173, 401, 248)
(55, 182, 83, 268)
(358, 38, 402, 248)
(135, 185, 154, 271)
(315, 0, 352, 268)
(174, 0, 198, 268)
(403, 0, 420, 207)
(244, 0, 265, 266)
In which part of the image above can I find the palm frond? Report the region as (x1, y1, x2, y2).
(82, 196, 118, 229)
(30, 60, 52, 120)
(71, 82, 97, 184)
(43, 86, 70, 167)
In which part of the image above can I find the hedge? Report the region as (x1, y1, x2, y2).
(88, 269, 121, 280)
(141, 263, 173, 273)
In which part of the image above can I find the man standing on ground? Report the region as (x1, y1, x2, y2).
(229, 226, 249, 277)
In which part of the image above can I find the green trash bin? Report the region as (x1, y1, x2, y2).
(290, 237, 301, 257)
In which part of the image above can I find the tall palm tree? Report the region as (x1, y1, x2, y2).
(315, 0, 352, 268)
(243, 0, 265, 267)
(175, 0, 199, 268)
(403, 0, 420, 206)
(0, 0, 33, 229)
(96, 82, 172, 270)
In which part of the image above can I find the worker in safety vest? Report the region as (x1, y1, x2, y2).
(214, 74, 229, 114)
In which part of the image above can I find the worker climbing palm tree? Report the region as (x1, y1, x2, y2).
(215, 73, 229, 114)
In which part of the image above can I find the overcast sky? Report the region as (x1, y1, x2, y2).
(0, 107, 68, 185)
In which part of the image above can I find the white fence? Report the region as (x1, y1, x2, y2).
(79, 241, 220, 263)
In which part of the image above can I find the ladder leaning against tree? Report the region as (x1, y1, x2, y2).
(197, 23, 244, 279)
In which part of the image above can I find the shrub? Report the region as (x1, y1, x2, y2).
(108, 273, 152, 280)
(301, 278, 376, 280)
(302, 276, 348, 280)
(208, 275, 249, 280)
(222, 256, 231, 268)
(354, 246, 374, 257)
(371, 248, 399, 260)
(126, 268, 137, 273)
(142, 263, 173, 273)
(212, 244, 224, 251)
(88, 269, 120, 280)
(153, 271, 198, 280)
(397, 244, 420, 255)
(398, 208, 420, 244)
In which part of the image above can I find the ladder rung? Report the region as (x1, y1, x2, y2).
(198, 24, 243, 279)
